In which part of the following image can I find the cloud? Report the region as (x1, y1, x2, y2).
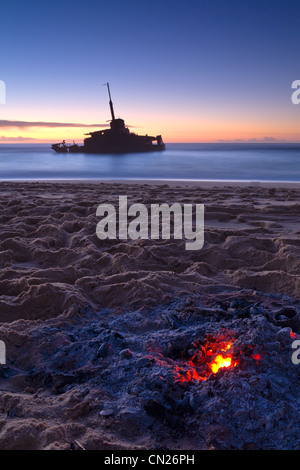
(261, 136, 284, 142)
(0, 120, 110, 129)
(217, 137, 287, 143)
(0, 135, 39, 142)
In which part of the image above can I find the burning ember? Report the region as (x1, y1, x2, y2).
(167, 334, 260, 384)
(173, 337, 238, 383)
(210, 353, 234, 374)
(206, 341, 237, 374)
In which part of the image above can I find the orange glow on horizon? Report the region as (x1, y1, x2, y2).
(1, 113, 300, 143)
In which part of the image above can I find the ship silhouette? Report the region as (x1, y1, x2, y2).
(52, 83, 165, 154)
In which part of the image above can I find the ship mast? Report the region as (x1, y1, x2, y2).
(106, 82, 115, 122)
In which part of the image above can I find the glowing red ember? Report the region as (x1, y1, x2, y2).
(174, 337, 239, 383)
(148, 333, 262, 385)
(209, 342, 237, 374)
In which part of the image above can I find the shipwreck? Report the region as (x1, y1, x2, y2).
(52, 83, 165, 154)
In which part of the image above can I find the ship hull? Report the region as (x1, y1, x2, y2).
(52, 137, 165, 154)
(51, 84, 166, 154)
(52, 144, 165, 154)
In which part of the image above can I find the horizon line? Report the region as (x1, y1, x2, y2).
(1, 140, 300, 145)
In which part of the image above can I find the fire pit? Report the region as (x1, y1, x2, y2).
(146, 329, 263, 388)
(173, 336, 239, 383)
(1, 289, 300, 450)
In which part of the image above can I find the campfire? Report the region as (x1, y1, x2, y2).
(174, 337, 236, 383)
(5, 290, 299, 450)
(152, 333, 261, 384)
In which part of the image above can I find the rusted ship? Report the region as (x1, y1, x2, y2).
(52, 83, 165, 154)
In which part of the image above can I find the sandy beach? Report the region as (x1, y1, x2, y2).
(0, 180, 299, 450)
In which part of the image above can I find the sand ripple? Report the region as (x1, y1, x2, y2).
(0, 182, 298, 321)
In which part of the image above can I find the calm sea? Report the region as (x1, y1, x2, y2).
(0, 143, 300, 182)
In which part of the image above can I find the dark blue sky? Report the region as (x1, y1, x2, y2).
(1, 0, 300, 142)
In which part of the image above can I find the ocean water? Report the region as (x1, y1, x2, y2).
(0, 143, 300, 182)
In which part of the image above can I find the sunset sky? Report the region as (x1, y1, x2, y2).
(1, 0, 300, 143)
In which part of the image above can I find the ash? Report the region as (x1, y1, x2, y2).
(0, 289, 300, 450)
